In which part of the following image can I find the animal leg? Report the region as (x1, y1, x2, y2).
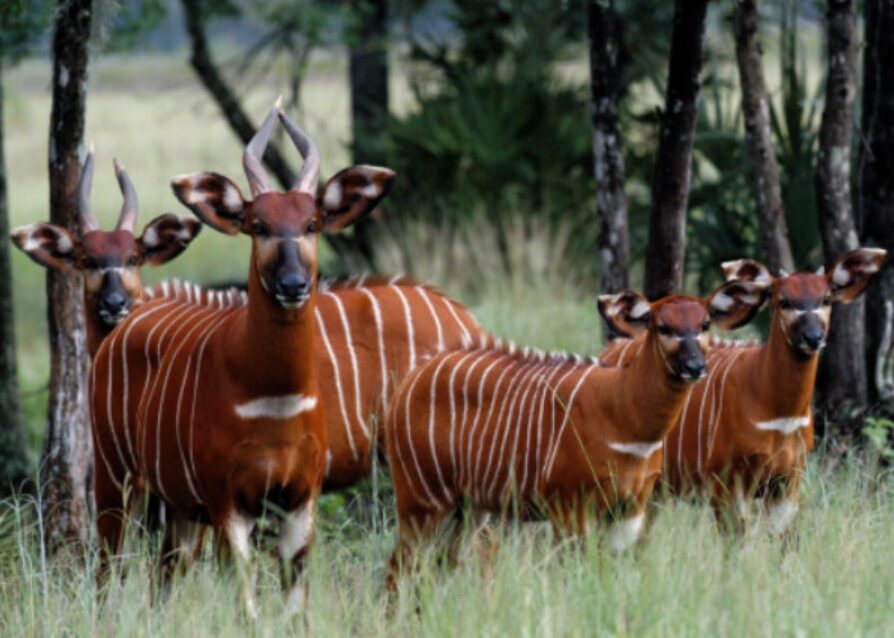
(278, 498, 316, 618)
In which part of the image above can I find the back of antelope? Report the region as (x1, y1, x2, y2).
(600, 247, 886, 535)
(90, 100, 395, 617)
(384, 281, 766, 584)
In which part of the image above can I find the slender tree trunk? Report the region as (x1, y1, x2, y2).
(349, 0, 389, 266)
(0, 62, 31, 496)
(860, 0, 894, 405)
(44, 0, 93, 552)
(733, 0, 795, 274)
(588, 0, 629, 297)
(180, 0, 295, 188)
(815, 0, 864, 427)
(179, 0, 352, 265)
(643, 0, 709, 300)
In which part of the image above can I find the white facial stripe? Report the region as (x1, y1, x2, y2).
(608, 440, 663, 459)
(754, 415, 810, 434)
(234, 393, 318, 420)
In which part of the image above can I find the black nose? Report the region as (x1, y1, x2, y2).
(679, 358, 707, 380)
(801, 327, 825, 350)
(102, 291, 127, 314)
(276, 273, 310, 300)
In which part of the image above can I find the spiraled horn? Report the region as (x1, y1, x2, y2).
(78, 144, 100, 233)
(242, 96, 282, 197)
(277, 106, 321, 195)
(113, 158, 139, 233)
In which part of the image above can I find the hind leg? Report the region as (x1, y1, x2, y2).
(95, 468, 128, 590)
(386, 500, 457, 592)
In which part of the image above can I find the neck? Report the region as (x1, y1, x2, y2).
(755, 310, 818, 416)
(231, 256, 317, 395)
(617, 333, 692, 442)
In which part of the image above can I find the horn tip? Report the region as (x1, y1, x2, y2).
(88, 140, 95, 154)
(113, 158, 124, 173)
(274, 94, 284, 111)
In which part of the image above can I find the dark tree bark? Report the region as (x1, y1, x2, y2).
(44, 0, 94, 552)
(180, 0, 295, 189)
(643, 0, 709, 300)
(0, 62, 31, 496)
(349, 0, 389, 265)
(815, 0, 864, 426)
(733, 0, 795, 274)
(588, 0, 629, 296)
(859, 0, 894, 405)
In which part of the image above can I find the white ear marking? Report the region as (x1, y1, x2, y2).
(711, 292, 734, 312)
(322, 182, 342, 209)
(629, 300, 650, 320)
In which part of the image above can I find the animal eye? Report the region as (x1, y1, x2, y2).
(701, 320, 710, 332)
(779, 299, 793, 310)
(306, 219, 321, 234)
(822, 295, 832, 306)
(127, 255, 138, 267)
(658, 324, 672, 336)
(84, 258, 97, 269)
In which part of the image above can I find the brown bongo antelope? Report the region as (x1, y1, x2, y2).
(10, 149, 201, 355)
(311, 274, 484, 489)
(384, 281, 767, 584)
(600, 248, 886, 535)
(90, 100, 395, 617)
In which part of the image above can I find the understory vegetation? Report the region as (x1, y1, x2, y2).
(2, 453, 893, 636)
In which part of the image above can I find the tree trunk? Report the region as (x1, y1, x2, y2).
(588, 0, 629, 296)
(44, 0, 94, 552)
(0, 62, 31, 496)
(179, 0, 352, 266)
(180, 0, 295, 188)
(643, 0, 709, 300)
(859, 0, 894, 405)
(733, 0, 795, 274)
(349, 0, 389, 266)
(815, 0, 864, 427)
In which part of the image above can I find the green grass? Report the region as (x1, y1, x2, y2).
(2, 456, 894, 636)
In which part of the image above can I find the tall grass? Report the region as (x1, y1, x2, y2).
(2, 456, 893, 636)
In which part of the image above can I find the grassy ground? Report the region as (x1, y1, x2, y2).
(2, 455, 893, 637)
(5, 42, 888, 637)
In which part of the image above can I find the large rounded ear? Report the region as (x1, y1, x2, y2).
(139, 214, 202, 266)
(596, 291, 651, 338)
(170, 172, 246, 235)
(707, 280, 770, 331)
(10, 223, 78, 272)
(720, 258, 774, 284)
(317, 165, 396, 233)
(828, 247, 887, 303)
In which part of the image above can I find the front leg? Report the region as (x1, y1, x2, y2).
(764, 472, 801, 537)
(278, 498, 316, 617)
(221, 511, 258, 620)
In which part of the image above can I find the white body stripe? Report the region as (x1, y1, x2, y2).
(544, 366, 597, 480)
(235, 394, 319, 420)
(416, 286, 445, 351)
(315, 308, 358, 460)
(391, 285, 417, 369)
(325, 292, 370, 440)
(358, 287, 389, 412)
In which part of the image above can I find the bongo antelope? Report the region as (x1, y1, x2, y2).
(90, 100, 395, 616)
(10, 149, 201, 355)
(600, 248, 886, 534)
(385, 282, 766, 584)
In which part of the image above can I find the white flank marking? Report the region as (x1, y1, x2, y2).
(544, 365, 597, 480)
(608, 440, 663, 459)
(404, 364, 443, 509)
(456, 351, 489, 491)
(535, 364, 579, 490)
(428, 353, 460, 502)
(448, 351, 478, 488)
(520, 364, 564, 496)
(499, 361, 550, 501)
(90, 353, 123, 491)
(416, 286, 445, 351)
(358, 287, 389, 411)
(325, 293, 369, 439)
(315, 308, 358, 460)
(754, 415, 811, 435)
(441, 295, 472, 344)
(606, 513, 645, 552)
(391, 284, 416, 369)
(462, 354, 503, 492)
(235, 393, 318, 420)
